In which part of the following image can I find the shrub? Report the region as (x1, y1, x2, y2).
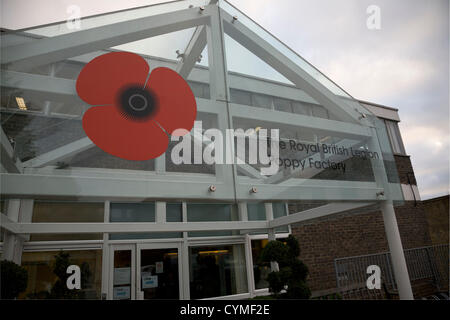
(0, 260, 28, 299)
(258, 240, 289, 266)
(259, 235, 311, 299)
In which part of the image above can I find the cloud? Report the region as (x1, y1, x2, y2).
(229, 0, 449, 199)
(324, 53, 437, 102)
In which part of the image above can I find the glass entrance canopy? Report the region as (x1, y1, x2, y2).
(0, 0, 403, 205)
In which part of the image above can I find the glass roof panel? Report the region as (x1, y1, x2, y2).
(219, 0, 374, 117)
(113, 28, 196, 61)
(219, 0, 349, 98)
(225, 34, 293, 85)
(15, 0, 210, 36)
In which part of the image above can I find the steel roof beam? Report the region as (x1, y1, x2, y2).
(1, 6, 211, 71)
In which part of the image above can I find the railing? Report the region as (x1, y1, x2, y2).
(334, 244, 449, 299)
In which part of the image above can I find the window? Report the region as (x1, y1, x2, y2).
(20, 250, 102, 299)
(187, 81, 210, 99)
(273, 202, 289, 233)
(252, 93, 273, 109)
(230, 88, 252, 106)
(31, 202, 104, 241)
(110, 202, 155, 222)
(247, 203, 266, 221)
(251, 237, 288, 290)
(251, 239, 270, 289)
(291, 101, 310, 115)
(187, 203, 238, 237)
(273, 98, 292, 113)
(189, 244, 247, 298)
(110, 202, 182, 240)
(311, 105, 329, 119)
(385, 120, 406, 155)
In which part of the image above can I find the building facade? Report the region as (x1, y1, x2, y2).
(1, 0, 442, 300)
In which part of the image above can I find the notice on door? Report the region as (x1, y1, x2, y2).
(155, 261, 163, 274)
(113, 286, 130, 299)
(142, 273, 158, 289)
(114, 267, 131, 285)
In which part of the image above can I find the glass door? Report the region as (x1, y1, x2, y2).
(136, 243, 182, 300)
(109, 244, 136, 300)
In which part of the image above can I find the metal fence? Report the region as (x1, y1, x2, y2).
(334, 244, 449, 299)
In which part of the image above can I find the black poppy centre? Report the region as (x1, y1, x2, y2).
(118, 86, 156, 121)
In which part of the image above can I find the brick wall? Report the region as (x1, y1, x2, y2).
(290, 201, 433, 295)
(421, 195, 449, 245)
(394, 155, 417, 185)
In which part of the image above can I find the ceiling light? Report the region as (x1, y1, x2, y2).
(15, 97, 27, 110)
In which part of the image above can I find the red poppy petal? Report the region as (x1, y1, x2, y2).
(82, 106, 168, 160)
(76, 52, 149, 105)
(146, 67, 197, 136)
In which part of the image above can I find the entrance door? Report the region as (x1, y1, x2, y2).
(136, 243, 182, 300)
(109, 244, 136, 300)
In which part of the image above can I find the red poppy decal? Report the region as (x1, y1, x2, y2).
(76, 52, 197, 160)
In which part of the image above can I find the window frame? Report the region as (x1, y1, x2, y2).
(384, 119, 407, 155)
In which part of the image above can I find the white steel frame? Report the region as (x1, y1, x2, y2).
(0, 1, 413, 299)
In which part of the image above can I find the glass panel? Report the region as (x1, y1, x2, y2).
(1, 199, 6, 213)
(110, 203, 155, 222)
(1, 84, 156, 171)
(113, 28, 196, 59)
(111, 233, 182, 240)
(113, 250, 132, 300)
(233, 116, 379, 182)
(189, 244, 247, 298)
(0, 110, 85, 162)
(225, 34, 293, 85)
(140, 248, 179, 299)
(165, 112, 217, 174)
(69, 147, 156, 171)
(252, 93, 272, 109)
(311, 105, 329, 119)
(230, 88, 252, 106)
(30, 233, 103, 241)
(247, 203, 267, 235)
(251, 239, 270, 289)
(273, 202, 289, 233)
(1, 11, 215, 177)
(372, 117, 404, 194)
(188, 81, 211, 99)
(167, 203, 182, 222)
(30, 201, 104, 241)
(247, 203, 266, 221)
(110, 203, 154, 240)
(385, 120, 406, 155)
(110, 203, 182, 240)
(32, 201, 104, 222)
(273, 98, 292, 113)
(220, 0, 374, 118)
(291, 101, 311, 116)
(14, 0, 210, 35)
(20, 250, 102, 299)
(220, 1, 348, 97)
(187, 203, 238, 237)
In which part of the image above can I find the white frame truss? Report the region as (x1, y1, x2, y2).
(0, 0, 413, 299)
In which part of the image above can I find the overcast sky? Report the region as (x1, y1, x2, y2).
(1, 0, 449, 199)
